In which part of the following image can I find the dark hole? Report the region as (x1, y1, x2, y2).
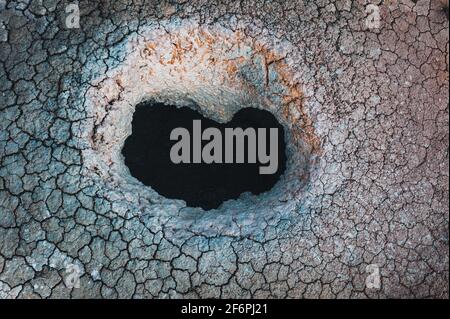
(122, 101, 287, 210)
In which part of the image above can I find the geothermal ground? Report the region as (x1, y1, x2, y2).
(0, 0, 448, 298)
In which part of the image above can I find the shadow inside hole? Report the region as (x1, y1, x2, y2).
(122, 101, 287, 210)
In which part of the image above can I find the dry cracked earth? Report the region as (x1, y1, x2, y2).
(0, 0, 449, 299)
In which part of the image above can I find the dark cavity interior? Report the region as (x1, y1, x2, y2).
(122, 101, 286, 210)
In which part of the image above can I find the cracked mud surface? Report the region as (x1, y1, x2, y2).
(0, 0, 448, 298)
